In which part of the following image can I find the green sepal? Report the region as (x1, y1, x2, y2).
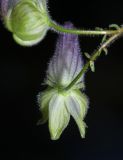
(37, 88, 56, 124)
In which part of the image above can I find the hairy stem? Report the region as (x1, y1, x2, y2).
(49, 20, 123, 36)
(65, 33, 121, 91)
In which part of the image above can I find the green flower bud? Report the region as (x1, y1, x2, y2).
(4, 0, 49, 46)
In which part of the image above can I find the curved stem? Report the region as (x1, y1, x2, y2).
(49, 20, 123, 36)
(65, 33, 121, 91)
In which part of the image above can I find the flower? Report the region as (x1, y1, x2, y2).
(38, 22, 89, 140)
(0, 0, 49, 46)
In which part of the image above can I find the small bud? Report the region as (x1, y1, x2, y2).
(90, 60, 95, 72)
(38, 22, 89, 140)
(1, 0, 49, 46)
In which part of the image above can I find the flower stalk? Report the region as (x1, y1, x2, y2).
(49, 20, 123, 36)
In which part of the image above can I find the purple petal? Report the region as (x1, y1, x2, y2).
(47, 22, 84, 87)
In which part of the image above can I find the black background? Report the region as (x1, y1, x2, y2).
(0, 0, 123, 159)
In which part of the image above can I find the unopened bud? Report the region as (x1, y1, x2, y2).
(1, 0, 49, 46)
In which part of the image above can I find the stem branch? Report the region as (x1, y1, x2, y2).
(49, 20, 123, 36)
(65, 33, 121, 91)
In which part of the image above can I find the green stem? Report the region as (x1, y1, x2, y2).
(49, 20, 123, 36)
(65, 33, 121, 91)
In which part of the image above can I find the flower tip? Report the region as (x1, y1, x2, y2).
(80, 131, 85, 139)
(50, 130, 61, 140)
(50, 135, 59, 141)
(79, 122, 87, 138)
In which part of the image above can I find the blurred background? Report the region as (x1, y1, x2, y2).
(0, 0, 123, 159)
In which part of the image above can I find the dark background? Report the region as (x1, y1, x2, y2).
(0, 0, 123, 159)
